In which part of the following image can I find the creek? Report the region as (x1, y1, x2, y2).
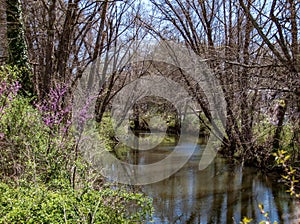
(117, 133, 300, 223)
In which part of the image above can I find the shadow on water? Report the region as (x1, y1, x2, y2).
(117, 133, 300, 224)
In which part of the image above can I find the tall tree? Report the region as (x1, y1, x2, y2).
(6, 0, 28, 66)
(239, 0, 300, 152)
(22, 0, 144, 104)
(22, 0, 128, 99)
(145, 0, 298, 163)
(0, 0, 8, 64)
(6, 0, 32, 95)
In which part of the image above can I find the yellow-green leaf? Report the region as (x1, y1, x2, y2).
(242, 216, 253, 224)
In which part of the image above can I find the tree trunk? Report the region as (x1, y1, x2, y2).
(0, 0, 8, 64)
(6, 0, 27, 66)
(6, 0, 33, 95)
(273, 99, 287, 149)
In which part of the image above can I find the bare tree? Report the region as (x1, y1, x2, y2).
(22, 0, 143, 101)
(22, 0, 110, 98)
(239, 0, 300, 153)
(144, 0, 299, 163)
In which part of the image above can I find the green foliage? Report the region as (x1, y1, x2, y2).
(0, 91, 74, 183)
(247, 113, 297, 168)
(0, 66, 153, 223)
(182, 113, 209, 135)
(241, 150, 300, 224)
(240, 217, 252, 224)
(0, 65, 20, 81)
(257, 203, 278, 224)
(273, 149, 300, 197)
(98, 114, 117, 151)
(6, 0, 33, 96)
(253, 116, 295, 151)
(239, 203, 278, 224)
(6, 0, 29, 67)
(0, 182, 153, 223)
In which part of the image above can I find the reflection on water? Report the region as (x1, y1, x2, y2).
(119, 134, 300, 224)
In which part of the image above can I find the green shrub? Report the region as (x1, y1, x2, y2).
(97, 114, 117, 151)
(0, 66, 153, 223)
(0, 93, 75, 183)
(0, 66, 74, 183)
(0, 182, 153, 223)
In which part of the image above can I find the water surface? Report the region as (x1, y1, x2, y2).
(120, 134, 300, 223)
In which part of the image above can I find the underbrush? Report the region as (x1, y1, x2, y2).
(0, 65, 153, 223)
(0, 182, 152, 224)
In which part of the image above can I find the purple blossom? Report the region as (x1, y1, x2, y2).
(0, 82, 7, 96)
(74, 95, 97, 129)
(11, 81, 21, 95)
(0, 80, 21, 119)
(36, 83, 71, 130)
(36, 83, 99, 138)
